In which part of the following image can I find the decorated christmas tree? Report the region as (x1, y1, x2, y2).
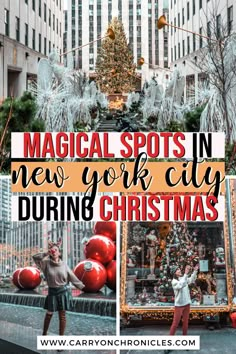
(95, 17, 137, 94)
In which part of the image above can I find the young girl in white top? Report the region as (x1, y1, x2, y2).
(165, 264, 199, 354)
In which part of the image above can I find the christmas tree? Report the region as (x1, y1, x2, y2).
(95, 17, 137, 94)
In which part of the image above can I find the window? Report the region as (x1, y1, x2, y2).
(39, 33, 41, 52)
(44, 3, 46, 22)
(187, 2, 190, 20)
(207, 21, 211, 38)
(97, 0, 102, 38)
(182, 8, 185, 25)
(32, 0, 35, 11)
(32, 29, 35, 50)
(182, 39, 185, 57)
(216, 15, 221, 39)
(174, 17, 176, 32)
(108, 0, 112, 22)
(178, 43, 180, 58)
(25, 23, 28, 46)
(4, 9, 9, 36)
(199, 27, 203, 48)
(125, 222, 227, 309)
(174, 45, 176, 61)
(193, 0, 195, 15)
(39, 0, 41, 17)
(49, 40, 51, 53)
(25, 0, 28, 3)
(178, 13, 180, 27)
(44, 37, 47, 55)
(118, 0, 122, 20)
(53, 14, 55, 30)
(60, 0, 61, 10)
(193, 33, 196, 51)
(228, 6, 233, 35)
(187, 36, 190, 54)
(15, 17, 20, 41)
(56, 19, 58, 34)
(49, 9, 51, 26)
(199, 0, 202, 9)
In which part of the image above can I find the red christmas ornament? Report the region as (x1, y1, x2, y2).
(18, 267, 41, 290)
(84, 235, 116, 265)
(12, 268, 24, 289)
(74, 259, 107, 293)
(106, 260, 116, 291)
(94, 222, 116, 242)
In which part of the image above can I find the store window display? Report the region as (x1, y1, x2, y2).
(125, 222, 227, 307)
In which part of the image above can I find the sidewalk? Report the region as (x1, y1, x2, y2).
(0, 303, 116, 354)
(121, 325, 236, 354)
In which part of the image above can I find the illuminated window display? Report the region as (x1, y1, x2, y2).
(226, 179, 236, 307)
(122, 222, 230, 314)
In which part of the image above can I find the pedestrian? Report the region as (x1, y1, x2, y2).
(32, 238, 85, 340)
(164, 264, 199, 354)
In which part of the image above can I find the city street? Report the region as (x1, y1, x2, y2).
(0, 303, 116, 353)
(121, 324, 236, 354)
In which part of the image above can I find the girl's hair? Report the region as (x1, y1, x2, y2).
(48, 237, 62, 250)
(172, 273, 179, 280)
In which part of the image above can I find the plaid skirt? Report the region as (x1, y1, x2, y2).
(44, 286, 73, 312)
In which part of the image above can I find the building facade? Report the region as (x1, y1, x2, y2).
(0, 177, 11, 222)
(0, 178, 95, 274)
(6, 221, 93, 272)
(64, 0, 170, 86)
(0, 220, 94, 274)
(0, 177, 11, 274)
(0, 0, 64, 100)
(169, 0, 235, 101)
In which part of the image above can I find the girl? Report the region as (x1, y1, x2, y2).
(164, 264, 199, 354)
(33, 239, 85, 337)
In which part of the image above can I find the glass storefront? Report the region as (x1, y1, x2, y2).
(124, 222, 227, 308)
(121, 219, 232, 322)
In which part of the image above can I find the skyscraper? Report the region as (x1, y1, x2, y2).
(0, 0, 64, 99)
(0, 177, 11, 222)
(0, 181, 94, 273)
(0, 177, 11, 273)
(64, 0, 169, 85)
(169, 0, 235, 101)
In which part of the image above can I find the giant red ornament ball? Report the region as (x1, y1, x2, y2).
(12, 268, 23, 289)
(84, 235, 116, 265)
(106, 260, 116, 291)
(74, 259, 107, 293)
(18, 267, 41, 290)
(94, 222, 116, 242)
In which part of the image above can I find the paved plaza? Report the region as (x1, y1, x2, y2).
(1, 302, 236, 354)
(0, 303, 116, 353)
(121, 324, 236, 354)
